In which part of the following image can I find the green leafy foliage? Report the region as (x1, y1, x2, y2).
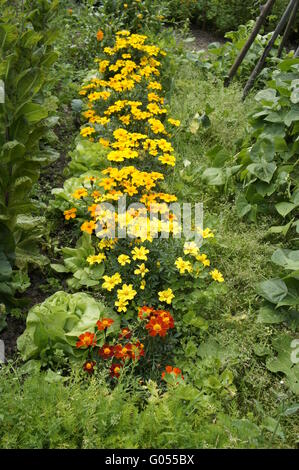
(0, 0, 59, 305)
(194, 0, 299, 35)
(257, 248, 299, 332)
(266, 334, 299, 395)
(17, 291, 118, 366)
(0, 366, 272, 449)
(197, 21, 284, 85)
(66, 137, 109, 177)
(232, 58, 299, 226)
(51, 233, 105, 290)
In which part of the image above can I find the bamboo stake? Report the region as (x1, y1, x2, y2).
(225, 0, 277, 87)
(243, 0, 298, 99)
(277, 0, 299, 57)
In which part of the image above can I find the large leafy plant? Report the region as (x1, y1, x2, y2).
(257, 248, 299, 331)
(235, 58, 299, 227)
(17, 291, 119, 366)
(0, 0, 59, 304)
(197, 21, 283, 85)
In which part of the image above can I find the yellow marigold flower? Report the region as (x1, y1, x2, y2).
(99, 60, 109, 73)
(81, 221, 96, 234)
(158, 288, 174, 304)
(115, 299, 128, 313)
(140, 280, 146, 290)
(131, 246, 149, 261)
(80, 127, 95, 137)
(148, 118, 165, 134)
(118, 254, 131, 266)
(148, 81, 162, 90)
(119, 114, 131, 125)
(198, 227, 214, 238)
(112, 272, 122, 283)
(64, 208, 77, 220)
(175, 257, 192, 275)
(210, 269, 224, 283)
(97, 117, 110, 125)
(99, 137, 110, 147)
(168, 118, 180, 127)
(158, 154, 176, 166)
(134, 263, 149, 278)
(102, 273, 122, 291)
(72, 188, 88, 199)
(196, 253, 210, 267)
(87, 253, 106, 265)
(98, 239, 117, 250)
(183, 241, 199, 257)
(97, 30, 104, 41)
(117, 284, 137, 301)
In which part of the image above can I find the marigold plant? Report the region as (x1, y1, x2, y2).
(59, 31, 225, 381)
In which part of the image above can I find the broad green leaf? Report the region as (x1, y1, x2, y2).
(20, 103, 48, 123)
(202, 167, 225, 185)
(257, 278, 288, 304)
(284, 108, 299, 127)
(235, 194, 252, 218)
(275, 201, 297, 217)
(257, 305, 285, 324)
(266, 334, 299, 395)
(271, 249, 299, 271)
(247, 160, 276, 183)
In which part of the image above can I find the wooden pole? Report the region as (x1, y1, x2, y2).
(277, 0, 299, 57)
(225, 0, 277, 87)
(243, 0, 298, 99)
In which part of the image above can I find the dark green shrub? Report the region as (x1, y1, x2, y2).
(0, 0, 60, 306)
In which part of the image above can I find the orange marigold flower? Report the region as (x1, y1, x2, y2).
(99, 344, 114, 359)
(83, 360, 96, 374)
(76, 332, 97, 349)
(64, 208, 77, 220)
(72, 188, 88, 199)
(129, 341, 145, 360)
(119, 327, 132, 339)
(97, 29, 104, 41)
(138, 305, 154, 320)
(110, 363, 123, 378)
(155, 309, 175, 329)
(162, 366, 184, 381)
(114, 343, 131, 360)
(81, 220, 96, 234)
(97, 318, 114, 331)
(145, 316, 168, 337)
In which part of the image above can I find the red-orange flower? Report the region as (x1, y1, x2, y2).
(145, 316, 168, 337)
(129, 341, 145, 360)
(114, 344, 131, 360)
(99, 344, 114, 359)
(97, 318, 114, 331)
(156, 310, 175, 329)
(97, 29, 104, 41)
(162, 366, 184, 381)
(110, 363, 123, 378)
(138, 306, 154, 320)
(76, 332, 97, 349)
(119, 327, 132, 339)
(83, 360, 96, 374)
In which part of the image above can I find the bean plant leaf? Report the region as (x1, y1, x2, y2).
(266, 334, 299, 395)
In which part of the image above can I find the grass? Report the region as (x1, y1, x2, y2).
(167, 58, 299, 448)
